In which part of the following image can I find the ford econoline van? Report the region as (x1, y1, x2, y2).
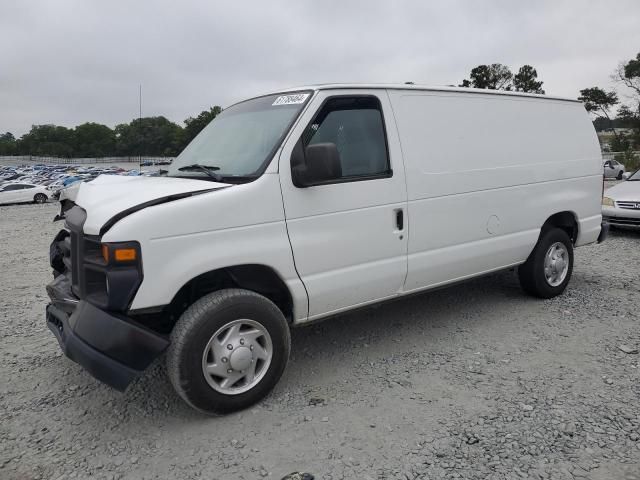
(46, 84, 607, 414)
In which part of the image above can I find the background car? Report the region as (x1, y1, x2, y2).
(602, 169, 640, 229)
(603, 159, 625, 180)
(0, 183, 50, 205)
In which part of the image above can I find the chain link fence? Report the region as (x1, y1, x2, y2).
(0, 155, 174, 166)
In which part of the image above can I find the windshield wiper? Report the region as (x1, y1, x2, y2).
(177, 164, 222, 181)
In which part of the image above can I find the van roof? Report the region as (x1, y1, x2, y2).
(271, 83, 580, 103)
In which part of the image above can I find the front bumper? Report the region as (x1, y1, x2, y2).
(46, 275, 169, 391)
(602, 205, 640, 229)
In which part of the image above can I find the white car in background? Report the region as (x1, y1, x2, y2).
(0, 183, 49, 205)
(603, 159, 625, 180)
(602, 170, 640, 229)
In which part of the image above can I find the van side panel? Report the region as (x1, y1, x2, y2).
(387, 90, 602, 293)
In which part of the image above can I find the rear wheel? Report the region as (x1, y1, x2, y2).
(518, 228, 573, 299)
(34, 193, 48, 204)
(167, 289, 291, 415)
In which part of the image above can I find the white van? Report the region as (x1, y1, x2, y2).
(46, 84, 607, 414)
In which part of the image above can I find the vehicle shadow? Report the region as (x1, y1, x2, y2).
(608, 227, 640, 239)
(58, 253, 612, 424)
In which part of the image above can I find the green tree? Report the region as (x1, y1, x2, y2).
(615, 52, 640, 97)
(0, 132, 17, 155)
(72, 123, 116, 157)
(610, 133, 630, 152)
(513, 65, 545, 94)
(183, 106, 222, 145)
(459, 64, 514, 90)
(115, 116, 185, 157)
(578, 87, 619, 136)
(593, 117, 626, 131)
(17, 125, 75, 157)
(613, 52, 640, 149)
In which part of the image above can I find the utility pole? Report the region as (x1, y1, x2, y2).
(139, 84, 142, 170)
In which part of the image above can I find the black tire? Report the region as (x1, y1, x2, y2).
(166, 288, 291, 415)
(617, 171, 623, 180)
(518, 228, 574, 299)
(34, 193, 48, 204)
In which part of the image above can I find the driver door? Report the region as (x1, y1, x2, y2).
(279, 90, 408, 320)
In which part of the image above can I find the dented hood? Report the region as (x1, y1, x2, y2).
(68, 175, 227, 235)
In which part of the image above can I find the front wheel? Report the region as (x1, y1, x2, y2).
(617, 171, 624, 180)
(518, 228, 574, 299)
(34, 193, 48, 204)
(166, 289, 291, 415)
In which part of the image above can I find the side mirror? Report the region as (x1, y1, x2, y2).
(291, 142, 342, 187)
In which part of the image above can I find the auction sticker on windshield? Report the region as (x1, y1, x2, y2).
(272, 93, 310, 106)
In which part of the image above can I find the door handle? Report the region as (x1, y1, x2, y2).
(395, 209, 404, 231)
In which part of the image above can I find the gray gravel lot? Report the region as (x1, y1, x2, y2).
(1, 201, 639, 480)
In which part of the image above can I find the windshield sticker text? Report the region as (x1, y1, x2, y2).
(272, 94, 309, 106)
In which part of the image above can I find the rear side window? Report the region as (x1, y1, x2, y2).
(302, 96, 390, 179)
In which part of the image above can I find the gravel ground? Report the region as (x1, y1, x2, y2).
(1, 202, 639, 480)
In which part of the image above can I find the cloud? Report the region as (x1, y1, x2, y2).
(1, 0, 639, 135)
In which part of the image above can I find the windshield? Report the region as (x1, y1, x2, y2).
(168, 91, 312, 181)
(628, 170, 640, 181)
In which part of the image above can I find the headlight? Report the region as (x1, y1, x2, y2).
(602, 197, 615, 207)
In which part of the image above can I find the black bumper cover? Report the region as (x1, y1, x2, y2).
(46, 299, 169, 391)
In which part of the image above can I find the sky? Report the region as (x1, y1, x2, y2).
(1, 0, 639, 137)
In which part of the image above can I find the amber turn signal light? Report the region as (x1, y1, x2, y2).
(101, 244, 138, 263)
(114, 248, 137, 262)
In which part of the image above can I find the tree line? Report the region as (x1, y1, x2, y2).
(0, 106, 222, 158)
(1, 55, 638, 158)
(458, 63, 545, 93)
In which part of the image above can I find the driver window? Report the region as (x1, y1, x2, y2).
(302, 96, 390, 179)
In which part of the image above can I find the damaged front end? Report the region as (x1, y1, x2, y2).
(45, 205, 168, 391)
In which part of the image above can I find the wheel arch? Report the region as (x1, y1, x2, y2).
(540, 211, 579, 244)
(140, 264, 296, 334)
